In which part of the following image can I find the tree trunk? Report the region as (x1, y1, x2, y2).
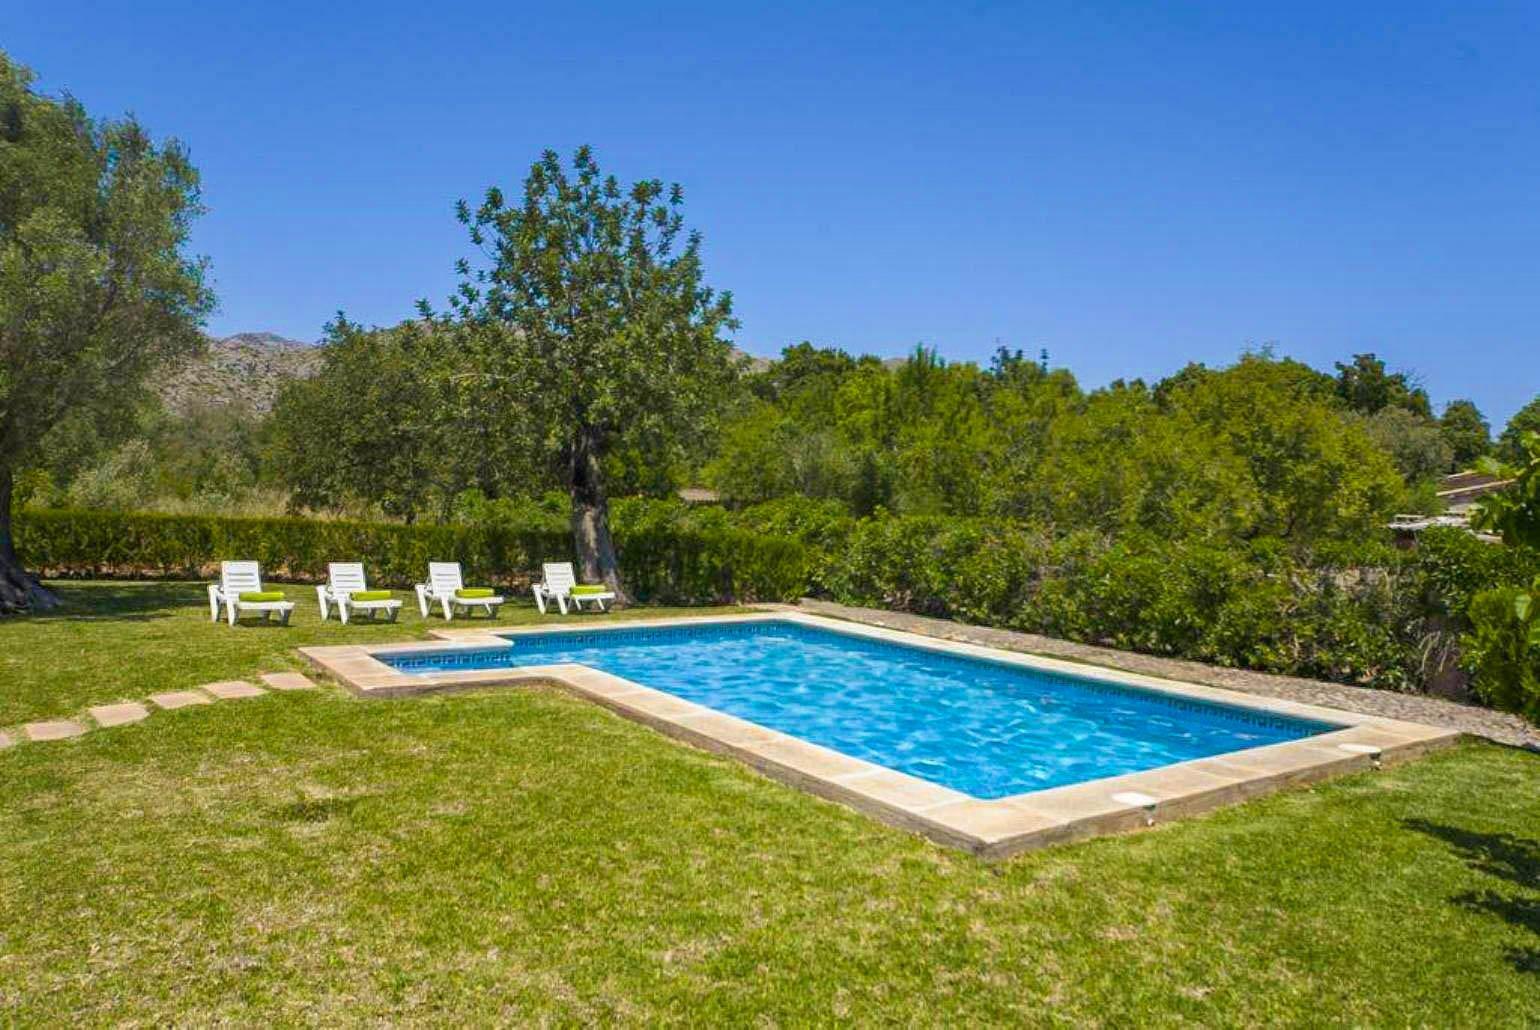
(0, 463, 60, 614)
(568, 429, 631, 606)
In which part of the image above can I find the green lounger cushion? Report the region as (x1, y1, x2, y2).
(238, 590, 285, 602)
(571, 585, 610, 596)
(349, 590, 392, 602)
(456, 588, 496, 600)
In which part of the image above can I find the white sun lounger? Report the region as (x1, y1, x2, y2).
(414, 562, 504, 620)
(208, 560, 295, 627)
(533, 561, 617, 614)
(316, 562, 402, 624)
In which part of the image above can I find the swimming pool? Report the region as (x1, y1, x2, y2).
(380, 619, 1338, 799)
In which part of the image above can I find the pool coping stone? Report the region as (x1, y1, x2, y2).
(298, 611, 1463, 859)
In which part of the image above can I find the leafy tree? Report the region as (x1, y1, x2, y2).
(749, 341, 857, 404)
(710, 345, 1404, 546)
(1356, 406, 1453, 483)
(985, 345, 1055, 391)
(1497, 395, 1540, 465)
(140, 401, 268, 506)
(888, 352, 997, 515)
(0, 53, 212, 611)
(271, 318, 506, 522)
(1178, 356, 1405, 543)
(1440, 399, 1490, 470)
(1473, 432, 1540, 549)
(1006, 355, 1401, 545)
(62, 439, 157, 510)
(710, 342, 869, 505)
(1152, 362, 1214, 410)
(708, 403, 858, 504)
(441, 147, 737, 600)
(1334, 353, 1432, 418)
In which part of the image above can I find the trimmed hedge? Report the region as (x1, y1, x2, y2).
(17, 502, 1537, 708)
(13, 508, 807, 604)
(609, 498, 809, 603)
(817, 514, 1428, 690)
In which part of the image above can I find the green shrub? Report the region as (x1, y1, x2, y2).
(1415, 526, 1540, 622)
(732, 497, 856, 594)
(17, 505, 1531, 702)
(810, 519, 1427, 692)
(1463, 584, 1540, 720)
(13, 508, 805, 604)
(13, 509, 570, 589)
(819, 515, 975, 614)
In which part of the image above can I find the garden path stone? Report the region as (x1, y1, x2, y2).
(149, 690, 213, 710)
(0, 731, 14, 749)
(260, 672, 316, 691)
(791, 599, 1540, 750)
(202, 680, 266, 700)
(89, 703, 150, 727)
(24, 720, 87, 742)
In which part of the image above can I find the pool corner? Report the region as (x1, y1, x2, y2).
(300, 612, 1464, 858)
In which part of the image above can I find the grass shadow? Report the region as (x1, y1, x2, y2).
(1405, 818, 1540, 975)
(23, 581, 199, 623)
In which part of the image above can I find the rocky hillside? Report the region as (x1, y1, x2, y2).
(160, 332, 322, 414)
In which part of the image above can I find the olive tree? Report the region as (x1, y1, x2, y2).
(0, 53, 213, 611)
(440, 147, 737, 601)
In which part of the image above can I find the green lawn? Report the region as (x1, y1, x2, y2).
(1, 583, 1538, 1024)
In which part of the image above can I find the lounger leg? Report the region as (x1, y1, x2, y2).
(534, 588, 546, 614)
(228, 601, 238, 627)
(416, 585, 430, 618)
(281, 607, 292, 627)
(441, 596, 453, 621)
(209, 587, 220, 622)
(339, 601, 349, 625)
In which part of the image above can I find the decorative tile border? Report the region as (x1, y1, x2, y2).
(299, 612, 1462, 859)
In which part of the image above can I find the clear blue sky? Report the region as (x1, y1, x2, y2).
(8, 1, 1537, 429)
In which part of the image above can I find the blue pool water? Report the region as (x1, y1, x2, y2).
(383, 621, 1337, 799)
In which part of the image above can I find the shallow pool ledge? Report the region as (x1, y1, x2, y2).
(298, 612, 1462, 860)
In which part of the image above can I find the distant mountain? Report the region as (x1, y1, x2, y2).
(730, 346, 772, 373)
(160, 332, 323, 414)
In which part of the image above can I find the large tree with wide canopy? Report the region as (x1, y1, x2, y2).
(0, 52, 213, 611)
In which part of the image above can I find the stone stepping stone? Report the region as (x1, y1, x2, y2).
(0, 731, 15, 749)
(202, 680, 266, 700)
(89, 702, 151, 728)
(149, 690, 213, 710)
(24, 720, 87, 742)
(261, 672, 316, 691)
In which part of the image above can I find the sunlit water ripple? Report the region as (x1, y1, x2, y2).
(385, 621, 1336, 799)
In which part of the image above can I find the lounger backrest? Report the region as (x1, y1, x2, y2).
(428, 562, 464, 595)
(221, 561, 263, 593)
(328, 562, 368, 593)
(543, 562, 576, 594)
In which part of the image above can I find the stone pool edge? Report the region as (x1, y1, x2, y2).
(298, 612, 1462, 860)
